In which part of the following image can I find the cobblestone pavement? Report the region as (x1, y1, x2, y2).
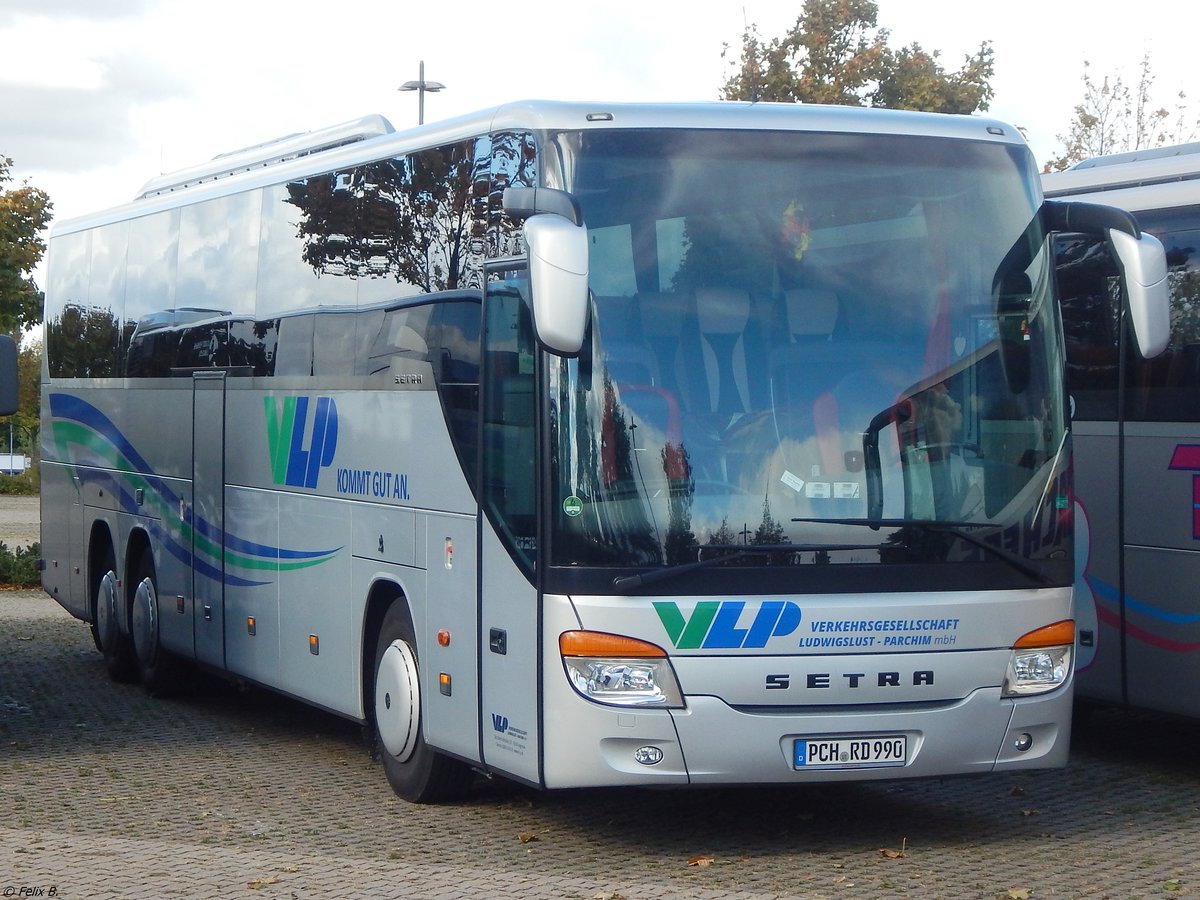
(3, 591, 1200, 899)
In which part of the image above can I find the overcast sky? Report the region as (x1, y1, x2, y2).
(2, 0, 1196, 235)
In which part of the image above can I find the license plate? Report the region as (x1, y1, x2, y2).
(794, 735, 907, 769)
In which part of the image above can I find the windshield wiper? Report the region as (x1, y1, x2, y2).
(791, 517, 1055, 585)
(611, 542, 879, 593)
(612, 549, 767, 592)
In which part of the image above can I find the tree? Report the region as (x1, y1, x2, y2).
(0, 157, 53, 333)
(1047, 54, 1199, 172)
(720, 0, 993, 115)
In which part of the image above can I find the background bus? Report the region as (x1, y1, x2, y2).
(40, 101, 1165, 803)
(1044, 143, 1200, 717)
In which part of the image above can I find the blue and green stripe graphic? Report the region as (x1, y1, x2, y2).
(49, 393, 340, 587)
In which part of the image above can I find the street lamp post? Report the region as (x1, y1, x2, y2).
(398, 60, 445, 126)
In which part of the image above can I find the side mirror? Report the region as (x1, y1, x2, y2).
(1108, 228, 1170, 358)
(0, 335, 17, 417)
(523, 215, 590, 355)
(503, 187, 590, 356)
(1045, 200, 1170, 358)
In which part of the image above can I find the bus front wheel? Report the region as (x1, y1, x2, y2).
(372, 601, 471, 803)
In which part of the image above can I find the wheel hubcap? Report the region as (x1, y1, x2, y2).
(375, 640, 419, 762)
(131, 576, 158, 667)
(95, 571, 119, 651)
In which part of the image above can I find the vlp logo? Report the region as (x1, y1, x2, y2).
(491, 714, 509, 733)
(264, 396, 339, 489)
(654, 600, 802, 650)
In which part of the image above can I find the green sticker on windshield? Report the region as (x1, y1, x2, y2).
(563, 496, 583, 517)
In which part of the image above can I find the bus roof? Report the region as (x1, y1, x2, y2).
(53, 99, 1028, 237)
(1043, 142, 1200, 201)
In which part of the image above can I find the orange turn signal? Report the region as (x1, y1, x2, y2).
(1013, 619, 1075, 649)
(559, 630, 667, 658)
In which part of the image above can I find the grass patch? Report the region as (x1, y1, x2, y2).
(0, 468, 38, 495)
(0, 540, 41, 587)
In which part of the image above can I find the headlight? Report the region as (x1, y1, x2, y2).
(560, 631, 684, 708)
(1002, 620, 1074, 697)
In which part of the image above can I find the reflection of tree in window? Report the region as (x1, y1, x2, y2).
(47, 305, 119, 377)
(285, 134, 535, 295)
(662, 441, 697, 565)
(486, 132, 537, 260)
(286, 140, 485, 292)
(1163, 235, 1200, 345)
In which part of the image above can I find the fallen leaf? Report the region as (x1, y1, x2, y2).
(687, 855, 715, 867)
(518, 833, 539, 843)
(1020, 809, 1039, 817)
(247, 875, 279, 890)
(1009, 786, 1026, 796)
(593, 892, 626, 900)
(1165, 880, 1182, 893)
(1006, 889, 1032, 900)
(880, 837, 908, 859)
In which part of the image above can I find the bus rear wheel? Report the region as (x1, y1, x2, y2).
(95, 553, 137, 683)
(372, 601, 471, 803)
(129, 548, 183, 696)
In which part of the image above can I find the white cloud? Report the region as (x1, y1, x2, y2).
(4, 0, 1198, 233)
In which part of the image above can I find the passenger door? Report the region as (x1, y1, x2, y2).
(477, 265, 542, 785)
(192, 371, 227, 668)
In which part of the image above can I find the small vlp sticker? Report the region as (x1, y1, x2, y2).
(562, 495, 584, 517)
(780, 470, 806, 493)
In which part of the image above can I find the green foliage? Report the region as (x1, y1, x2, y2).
(0, 539, 40, 587)
(720, 0, 993, 114)
(0, 156, 53, 332)
(0, 466, 38, 495)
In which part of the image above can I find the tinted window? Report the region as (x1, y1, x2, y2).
(177, 192, 260, 317)
(1126, 207, 1200, 421)
(1055, 233, 1122, 420)
(124, 210, 179, 372)
(430, 299, 482, 488)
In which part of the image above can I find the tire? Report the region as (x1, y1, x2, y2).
(129, 547, 184, 696)
(371, 600, 472, 803)
(94, 550, 137, 683)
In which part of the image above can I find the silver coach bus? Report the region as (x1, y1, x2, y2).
(1045, 143, 1200, 717)
(40, 101, 1167, 802)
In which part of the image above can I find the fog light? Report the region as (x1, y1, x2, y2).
(634, 745, 664, 766)
(1014, 732, 1033, 752)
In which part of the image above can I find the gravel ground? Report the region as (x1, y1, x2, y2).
(0, 494, 38, 548)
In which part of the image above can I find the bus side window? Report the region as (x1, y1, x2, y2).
(483, 281, 537, 570)
(430, 300, 482, 490)
(1124, 214, 1200, 422)
(1054, 233, 1121, 420)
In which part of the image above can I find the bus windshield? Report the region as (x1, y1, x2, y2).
(546, 128, 1068, 578)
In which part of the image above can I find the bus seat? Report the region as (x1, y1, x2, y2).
(638, 292, 692, 402)
(768, 289, 840, 415)
(784, 288, 839, 342)
(694, 286, 756, 417)
(595, 295, 659, 387)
